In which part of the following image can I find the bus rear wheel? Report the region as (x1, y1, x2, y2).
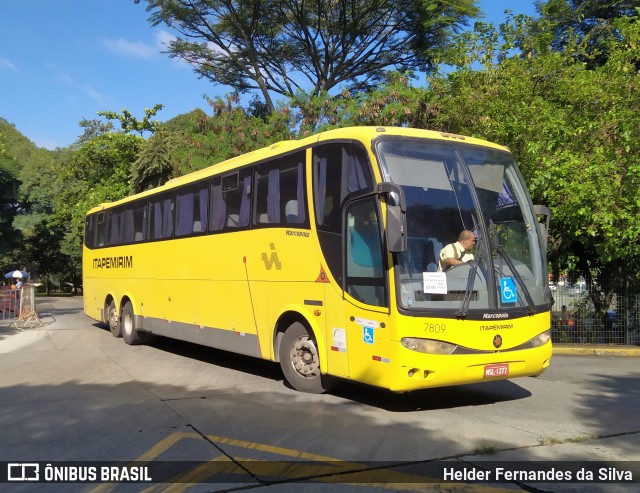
(107, 300, 121, 338)
(121, 301, 148, 345)
(279, 322, 330, 394)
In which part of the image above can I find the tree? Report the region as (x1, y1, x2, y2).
(156, 92, 294, 173)
(0, 145, 20, 258)
(134, 0, 479, 112)
(130, 129, 182, 192)
(97, 104, 165, 136)
(52, 132, 143, 284)
(77, 118, 115, 145)
(19, 222, 72, 295)
(535, 0, 640, 67)
(0, 118, 32, 265)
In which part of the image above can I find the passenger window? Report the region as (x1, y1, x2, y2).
(96, 213, 106, 247)
(176, 183, 208, 236)
(210, 169, 252, 231)
(107, 209, 125, 246)
(253, 152, 307, 227)
(313, 142, 373, 234)
(149, 194, 174, 239)
(123, 201, 147, 243)
(132, 203, 147, 242)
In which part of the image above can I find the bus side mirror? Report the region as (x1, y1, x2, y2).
(378, 182, 407, 253)
(533, 204, 550, 245)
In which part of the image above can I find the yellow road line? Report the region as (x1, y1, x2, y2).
(90, 431, 511, 493)
(88, 432, 203, 493)
(205, 433, 340, 461)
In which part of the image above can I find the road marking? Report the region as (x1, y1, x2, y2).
(90, 431, 510, 492)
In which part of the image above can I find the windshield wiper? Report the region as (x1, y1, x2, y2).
(457, 244, 480, 318)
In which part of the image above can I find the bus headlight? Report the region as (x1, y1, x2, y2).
(401, 338, 457, 355)
(530, 330, 551, 348)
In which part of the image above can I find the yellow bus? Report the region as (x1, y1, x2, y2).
(83, 126, 552, 393)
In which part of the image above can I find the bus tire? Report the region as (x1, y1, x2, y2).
(121, 301, 148, 345)
(107, 300, 121, 338)
(278, 322, 330, 394)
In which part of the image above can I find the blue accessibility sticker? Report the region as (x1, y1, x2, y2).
(500, 277, 518, 304)
(363, 326, 374, 345)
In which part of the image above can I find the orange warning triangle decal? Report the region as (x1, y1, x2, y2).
(315, 265, 330, 283)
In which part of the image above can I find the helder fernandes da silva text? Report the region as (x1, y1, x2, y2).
(444, 466, 633, 482)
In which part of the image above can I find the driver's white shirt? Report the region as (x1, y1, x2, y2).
(438, 241, 474, 272)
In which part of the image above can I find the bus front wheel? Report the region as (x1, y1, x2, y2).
(279, 322, 330, 394)
(107, 300, 121, 338)
(121, 301, 148, 345)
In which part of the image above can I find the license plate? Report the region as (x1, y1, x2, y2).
(483, 363, 509, 378)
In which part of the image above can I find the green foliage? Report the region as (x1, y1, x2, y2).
(135, 0, 479, 117)
(130, 129, 183, 192)
(536, 0, 640, 67)
(20, 221, 74, 291)
(53, 132, 142, 264)
(77, 118, 115, 145)
(97, 104, 164, 136)
(0, 119, 30, 258)
(18, 147, 64, 217)
(173, 93, 294, 170)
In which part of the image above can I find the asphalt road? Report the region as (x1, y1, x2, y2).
(0, 296, 638, 493)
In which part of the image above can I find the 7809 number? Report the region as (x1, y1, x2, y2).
(424, 323, 446, 333)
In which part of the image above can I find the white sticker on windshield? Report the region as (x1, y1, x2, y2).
(423, 272, 447, 294)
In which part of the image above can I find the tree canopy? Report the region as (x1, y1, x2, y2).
(536, 0, 640, 66)
(134, 0, 479, 112)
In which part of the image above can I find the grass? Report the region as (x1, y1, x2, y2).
(472, 443, 497, 455)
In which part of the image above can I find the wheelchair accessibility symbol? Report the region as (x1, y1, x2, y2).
(500, 277, 518, 303)
(363, 326, 374, 345)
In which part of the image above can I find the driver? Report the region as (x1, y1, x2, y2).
(438, 230, 475, 272)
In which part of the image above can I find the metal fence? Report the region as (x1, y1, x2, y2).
(0, 287, 19, 321)
(550, 282, 640, 346)
(0, 285, 44, 328)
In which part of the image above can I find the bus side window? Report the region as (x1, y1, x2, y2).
(133, 203, 147, 242)
(210, 170, 251, 231)
(313, 142, 373, 234)
(107, 209, 125, 246)
(210, 177, 226, 231)
(254, 152, 306, 228)
(96, 212, 106, 247)
(85, 215, 95, 249)
(228, 171, 251, 229)
(176, 183, 208, 236)
(149, 194, 174, 240)
(124, 208, 135, 243)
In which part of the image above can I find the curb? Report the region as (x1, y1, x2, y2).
(553, 344, 640, 357)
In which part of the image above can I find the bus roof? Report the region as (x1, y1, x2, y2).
(86, 126, 509, 214)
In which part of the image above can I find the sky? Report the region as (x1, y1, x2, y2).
(1, 0, 538, 150)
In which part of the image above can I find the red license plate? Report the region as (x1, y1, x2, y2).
(483, 363, 509, 378)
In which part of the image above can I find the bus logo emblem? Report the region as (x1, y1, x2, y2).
(493, 334, 503, 348)
(261, 243, 282, 270)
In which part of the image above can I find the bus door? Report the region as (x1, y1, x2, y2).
(312, 141, 388, 382)
(342, 196, 390, 387)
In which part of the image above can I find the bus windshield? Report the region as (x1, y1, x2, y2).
(376, 138, 549, 314)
